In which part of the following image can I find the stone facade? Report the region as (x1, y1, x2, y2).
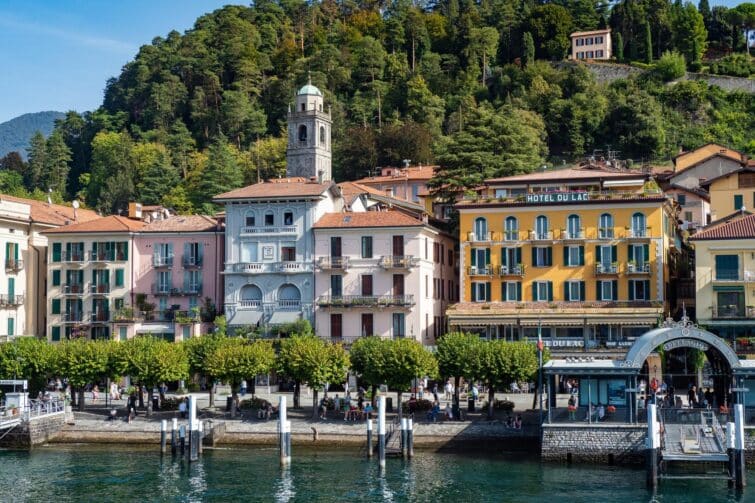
(0, 413, 66, 449)
(541, 424, 646, 464)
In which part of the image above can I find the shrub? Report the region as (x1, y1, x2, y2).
(159, 397, 181, 411)
(401, 398, 434, 413)
(239, 397, 267, 410)
(709, 54, 755, 78)
(653, 51, 686, 81)
(481, 399, 515, 412)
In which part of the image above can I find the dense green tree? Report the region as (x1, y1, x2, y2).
(436, 332, 483, 416)
(478, 341, 540, 418)
(728, 3, 755, 55)
(645, 22, 654, 63)
(190, 135, 243, 210)
(56, 339, 114, 411)
(527, 5, 574, 60)
(42, 130, 72, 195)
(349, 336, 389, 406)
(377, 121, 434, 167)
(25, 131, 47, 191)
(0, 152, 25, 175)
(698, 0, 711, 30)
(614, 32, 624, 62)
(522, 32, 535, 67)
(183, 334, 227, 407)
(381, 338, 437, 418)
(672, 2, 707, 63)
(0, 337, 58, 395)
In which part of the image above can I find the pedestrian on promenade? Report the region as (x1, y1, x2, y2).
(445, 381, 453, 401)
(688, 385, 698, 408)
(432, 383, 439, 403)
(240, 380, 247, 397)
(418, 382, 424, 400)
(319, 397, 328, 420)
(179, 398, 187, 419)
(567, 395, 577, 420)
(92, 385, 99, 403)
(334, 394, 341, 413)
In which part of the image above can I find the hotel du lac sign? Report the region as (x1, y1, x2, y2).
(524, 192, 589, 204)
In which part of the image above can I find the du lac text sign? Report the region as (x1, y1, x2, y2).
(525, 192, 589, 204)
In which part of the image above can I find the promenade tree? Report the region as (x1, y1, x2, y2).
(204, 338, 275, 418)
(479, 341, 541, 419)
(56, 339, 114, 411)
(349, 336, 389, 406)
(117, 336, 189, 415)
(183, 333, 227, 407)
(276, 335, 350, 417)
(0, 337, 58, 395)
(436, 332, 483, 417)
(382, 338, 437, 419)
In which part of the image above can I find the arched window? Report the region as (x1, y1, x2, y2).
(474, 217, 488, 241)
(535, 215, 549, 240)
(631, 212, 646, 237)
(566, 214, 581, 238)
(319, 126, 325, 145)
(599, 213, 613, 239)
(240, 285, 262, 307)
(278, 284, 301, 309)
(298, 124, 307, 142)
(244, 211, 256, 228)
(504, 216, 518, 241)
(264, 210, 274, 227)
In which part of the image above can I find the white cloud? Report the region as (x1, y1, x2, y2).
(0, 13, 136, 54)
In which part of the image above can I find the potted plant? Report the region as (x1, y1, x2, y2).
(627, 260, 636, 272)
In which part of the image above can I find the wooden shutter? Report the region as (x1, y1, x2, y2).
(644, 244, 650, 262)
(485, 248, 490, 265)
(547, 281, 553, 301)
(546, 247, 552, 266)
(485, 282, 491, 301)
(596, 281, 601, 301)
(471, 250, 476, 267)
(564, 281, 571, 301)
(579, 246, 584, 265)
(580, 281, 585, 301)
(611, 245, 618, 262)
(628, 281, 635, 301)
(595, 246, 601, 262)
(531, 248, 537, 266)
(563, 247, 569, 266)
(393, 235, 404, 256)
(362, 275, 373, 296)
(612, 280, 618, 300)
(644, 280, 651, 299)
(393, 274, 404, 296)
(52, 299, 61, 314)
(516, 282, 522, 301)
(52, 243, 61, 262)
(515, 248, 522, 265)
(52, 270, 60, 286)
(628, 245, 634, 262)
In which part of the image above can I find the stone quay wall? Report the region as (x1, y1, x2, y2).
(541, 424, 647, 465)
(0, 413, 66, 449)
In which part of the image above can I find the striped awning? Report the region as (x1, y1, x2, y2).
(136, 324, 173, 333)
(586, 318, 656, 326)
(228, 310, 263, 326)
(519, 319, 584, 327)
(268, 311, 301, 325)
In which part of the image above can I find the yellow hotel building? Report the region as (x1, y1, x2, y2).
(448, 165, 678, 355)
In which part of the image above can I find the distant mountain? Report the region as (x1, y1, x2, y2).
(0, 111, 65, 159)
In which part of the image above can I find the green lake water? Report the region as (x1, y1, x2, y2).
(0, 445, 749, 502)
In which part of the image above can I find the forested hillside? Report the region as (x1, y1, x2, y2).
(0, 111, 64, 158)
(1, 1, 753, 214)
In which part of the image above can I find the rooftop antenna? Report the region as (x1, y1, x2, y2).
(403, 159, 411, 168)
(46, 188, 52, 206)
(72, 200, 80, 222)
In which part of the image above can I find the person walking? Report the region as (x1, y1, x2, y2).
(688, 385, 698, 408)
(240, 380, 247, 397)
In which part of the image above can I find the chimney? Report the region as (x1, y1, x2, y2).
(128, 202, 142, 220)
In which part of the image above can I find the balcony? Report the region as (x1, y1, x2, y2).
(500, 264, 525, 276)
(90, 311, 111, 323)
(318, 257, 350, 270)
(626, 228, 649, 239)
(316, 295, 415, 308)
(238, 300, 262, 310)
(182, 256, 203, 268)
(561, 229, 585, 241)
(626, 263, 651, 274)
(90, 284, 111, 295)
(112, 308, 138, 322)
(379, 256, 419, 270)
(233, 262, 267, 274)
(153, 255, 174, 268)
(277, 262, 312, 274)
(174, 310, 200, 323)
(89, 251, 127, 262)
(468, 266, 493, 276)
(595, 263, 618, 275)
(140, 310, 175, 322)
(467, 231, 493, 243)
(61, 311, 85, 323)
(60, 284, 86, 296)
(503, 231, 521, 242)
(5, 259, 23, 272)
(712, 305, 755, 319)
(713, 271, 755, 282)
(61, 251, 86, 264)
(0, 294, 23, 307)
(277, 300, 302, 310)
(597, 228, 614, 240)
(529, 230, 554, 241)
(151, 284, 174, 296)
(176, 284, 203, 296)
(241, 225, 297, 235)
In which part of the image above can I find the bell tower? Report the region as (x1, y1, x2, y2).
(286, 77, 332, 181)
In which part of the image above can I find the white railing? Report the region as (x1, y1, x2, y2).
(238, 300, 262, 309)
(241, 226, 297, 235)
(627, 228, 648, 238)
(25, 398, 65, 420)
(277, 262, 311, 273)
(233, 263, 267, 273)
(277, 300, 301, 310)
(467, 231, 492, 242)
(626, 263, 651, 274)
(530, 230, 553, 241)
(562, 229, 585, 240)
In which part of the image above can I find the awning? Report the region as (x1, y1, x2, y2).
(586, 318, 656, 326)
(136, 324, 173, 333)
(713, 285, 744, 292)
(268, 311, 301, 325)
(602, 179, 644, 187)
(228, 310, 263, 326)
(519, 319, 583, 327)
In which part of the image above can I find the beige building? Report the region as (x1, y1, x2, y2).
(0, 194, 98, 339)
(701, 167, 755, 222)
(691, 211, 755, 342)
(570, 29, 612, 60)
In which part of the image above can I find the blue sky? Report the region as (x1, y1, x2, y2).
(0, 0, 745, 124)
(0, 1, 235, 123)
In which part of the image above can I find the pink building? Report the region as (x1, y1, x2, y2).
(354, 165, 436, 204)
(129, 215, 224, 341)
(313, 210, 456, 345)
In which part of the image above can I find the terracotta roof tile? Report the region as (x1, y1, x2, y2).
(690, 212, 755, 240)
(338, 181, 387, 205)
(0, 194, 99, 226)
(314, 211, 424, 229)
(486, 167, 646, 184)
(355, 165, 436, 184)
(142, 215, 219, 233)
(213, 178, 334, 200)
(570, 29, 611, 37)
(42, 215, 145, 234)
(673, 143, 746, 172)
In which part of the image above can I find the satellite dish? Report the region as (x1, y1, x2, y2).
(72, 200, 80, 209)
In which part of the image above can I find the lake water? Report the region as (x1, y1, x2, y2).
(0, 445, 749, 502)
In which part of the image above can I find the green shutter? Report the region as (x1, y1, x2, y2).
(612, 280, 618, 301)
(531, 248, 537, 266)
(4, 243, 8, 264)
(563, 247, 569, 266)
(51, 326, 60, 342)
(596, 281, 601, 301)
(52, 299, 60, 314)
(501, 249, 508, 268)
(595, 246, 602, 262)
(644, 244, 649, 261)
(579, 246, 584, 266)
(115, 269, 124, 287)
(485, 282, 491, 301)
(735, 194, 743, 211)
(516, 248, 521, 265)
(470, 250, 476, 267)
(471, 284, 477, 302)
(546, 247, 552, 266)
(547, 281, 553, 301)
(8, 318, 13, 336)
(580, 281, 586, 301)
(532, 283, 537, 301)
(628, 281, 635, 301)
(564, 281, 570, 301)
(52, 270, 60, 286)
(485, 248, 490, 265)
(645, 280, 651, 299)
(516, 282, 522, 301)
(7, 278, 14, 299)
(611, 245, 618, 262)
(628, 245, 634, 262)
(52, 243, 61, 262)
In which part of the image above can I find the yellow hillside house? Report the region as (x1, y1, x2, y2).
(448, 165, 678, 356)
(700, 166, 755, 223)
